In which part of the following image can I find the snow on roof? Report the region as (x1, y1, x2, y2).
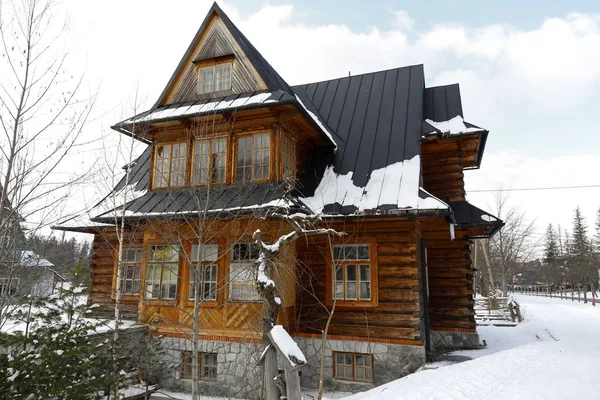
(300, 155, 449, 215)
(122, 91, 285, 126)
(425, 115, 486, 136)
(268, 325, 306, 367)
(294, 94, 337, 149)
(20, 251, 54, 268)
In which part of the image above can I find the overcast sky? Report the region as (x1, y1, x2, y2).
(55, 0, 600, 246)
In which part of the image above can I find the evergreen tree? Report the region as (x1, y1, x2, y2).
(593, 207, 600, 255)
(571, 207, 591, 258)
(543, 224, 560, 285)
(0, 275, 110, 398)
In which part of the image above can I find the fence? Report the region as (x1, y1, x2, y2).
(509, 284, 598, 305)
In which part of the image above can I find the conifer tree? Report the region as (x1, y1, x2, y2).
(0, 267, 111, 399)
(544, 224, 560, 285)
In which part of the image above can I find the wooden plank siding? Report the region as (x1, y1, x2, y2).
(88, 218, 298, 339)
(296, 220, 424, 341)
(162, 14, 267, 105)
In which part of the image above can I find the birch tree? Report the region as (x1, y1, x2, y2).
(0, 0, 96, 321)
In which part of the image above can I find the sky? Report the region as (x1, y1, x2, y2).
(27, 0, 600, 246)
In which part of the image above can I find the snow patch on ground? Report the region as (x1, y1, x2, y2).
(344, 295, 600, 400)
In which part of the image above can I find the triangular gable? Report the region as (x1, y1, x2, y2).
(155, 2, 293, 107)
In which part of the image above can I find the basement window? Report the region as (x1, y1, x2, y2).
(180, 351, 218, 380)
(333, 352, 373, 382)
(198, 63, 232, 94)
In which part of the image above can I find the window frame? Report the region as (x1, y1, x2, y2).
(333, 351, 373, 383)
(180, 351, 218, 380)
(228, 242, 261, 302)
(188, 244, 219, 304)
(152, 141, 188, 190)
(192, 136, 228, 186)
(325, 238, 378, 308)
(145, 244, 180, 301)
(281, 133, 297, 181)
(118, 248, 143, 296)
(197, 62, 233, 95)
(235, 131, 272, 183)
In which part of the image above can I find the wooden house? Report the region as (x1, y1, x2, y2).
(54, 3, 502, 397)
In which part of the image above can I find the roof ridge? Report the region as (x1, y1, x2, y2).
(152, 2, 293, 109)
(292, 63, 424, 89)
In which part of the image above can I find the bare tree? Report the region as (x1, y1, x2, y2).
(0, 0, 96, 324)
(487, 192, 537, 294)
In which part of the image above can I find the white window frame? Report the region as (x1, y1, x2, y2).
(332, 244, 371, 301)
(197, 63, 232, 94)
(189, 244, 218, 302)
(146, 245, 179, 300)
(229, 243, 260, 302)
(119, 248, 142, 296)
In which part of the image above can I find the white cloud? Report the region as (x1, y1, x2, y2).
(465, 151, 600, 241)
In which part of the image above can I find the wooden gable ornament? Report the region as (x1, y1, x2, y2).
(156, 2, 294, 107)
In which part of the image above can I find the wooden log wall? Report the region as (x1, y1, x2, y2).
(421, 217, 476, 332)
(296, 219, 423, 342)
(421, 135, 481, 202)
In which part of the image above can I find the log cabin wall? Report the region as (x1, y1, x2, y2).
(420, 217, 476, 333)
(296, 219, 424, 343)
(421, 137, 466, 202)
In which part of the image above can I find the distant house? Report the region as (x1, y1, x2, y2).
(54, 3, 502, 397)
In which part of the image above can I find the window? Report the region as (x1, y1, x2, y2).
(181, 351, 218, 380)
(282, 134, 296, 180)
(333, 244, 371, 301)
(146, 245, 179, 300)
(189, 244, 218, 302)
(0, 277, 19, 296)
(229, 243, 260, 302)
(119, 248, 142, 295)
(198, 63, 232, 94)
(153, 142, 188, 189)
(236, 133, 270, 183)
(193, 137, 227, 185)
(334, 352, 373, 382)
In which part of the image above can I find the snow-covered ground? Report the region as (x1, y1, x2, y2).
(345, 295, 600, 400)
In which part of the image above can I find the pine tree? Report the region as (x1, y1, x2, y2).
(571, 207, 591, 258)
(0, 274, 111, 398)
(593, 207, 600, 255)
(543, 224, 560, 285)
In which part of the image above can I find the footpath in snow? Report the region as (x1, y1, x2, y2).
(344, 295, 600, 400)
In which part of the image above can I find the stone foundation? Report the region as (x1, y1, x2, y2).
(160, 337, 263, 399)
(430, 330, 481, 352)
(159, 336, 427, 397)
(296, 337, 426, 393)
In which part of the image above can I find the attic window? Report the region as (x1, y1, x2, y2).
(198, 63, 232, 94)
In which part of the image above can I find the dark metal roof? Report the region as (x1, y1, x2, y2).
(448, 200, 504, 238)
(292, 64, 425, 188)
(153, 2, 293, 109)
(424, 84, 464, 122)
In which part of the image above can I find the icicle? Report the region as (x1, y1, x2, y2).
(450, 223, 455, 241)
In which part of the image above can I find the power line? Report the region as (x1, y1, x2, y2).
(469, 184, 600, 193)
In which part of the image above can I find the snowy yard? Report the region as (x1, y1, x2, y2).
(345, 295, 600, 400)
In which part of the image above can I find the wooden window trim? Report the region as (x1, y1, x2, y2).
(234, 130, 273, 184)
(333, 351, 373, 383)
(228, 242, 261, 303)
(151, 140, 189, 190)
(191, 136, 229, 187)
(180, 351, 218, 380)
(183, 242, 222, 309)
(144, 244, 180, 302)
(116, 248, 143, 298)
(197, 61, 233, 95)
(280, 132, 297, 182)
(325, 237, 378, 308)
